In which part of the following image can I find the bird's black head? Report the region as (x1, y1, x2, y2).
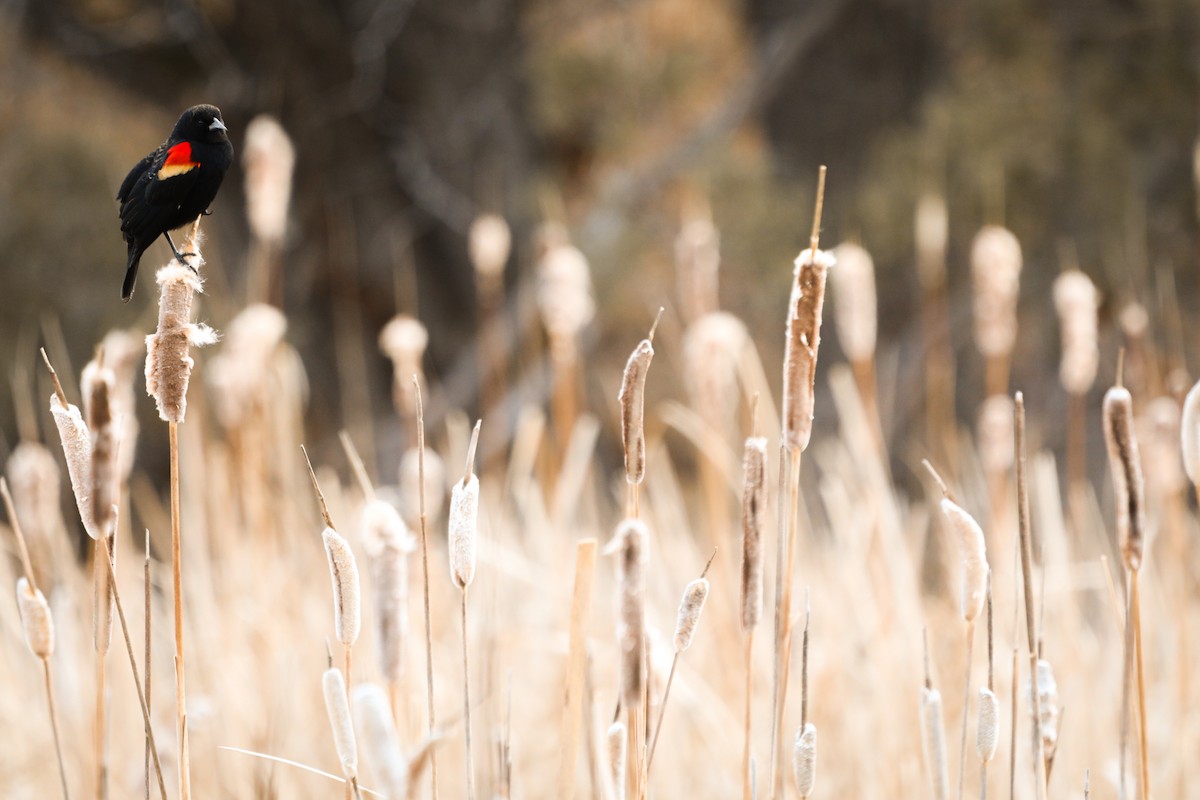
(172, 104, 230, 145)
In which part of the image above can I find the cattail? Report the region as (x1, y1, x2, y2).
(915, 193, 948, 290)
(144, 227, 218, 423)
(1053, 270, 1100, 395)
(323, 527, 362, 646)
(379, 315, 429, 419)
(6, 442, 65, 553)
(682, 311, 748, 427)
(970, 226, 1022, 359)
(937, 498, 990, 623)
(740, 435, 767, 630)
(977, 394, 1015, 477)
(674, 213, 720, 323)
(614, 518, 647, 707)
(1140, 396, 1185, 500)
(1103, 385, 1145, 571)
(83, 356, 117, 535)
(791, 722, 817, 798)
(1032, 659, 1059, 762)
(361, 498, 415, 684)
(607, 720, 628, 800)
(208, 304, 288, 428)
(1183, 379, 1200, 488)
(99, 329, 143, 483)
(536, 227, 595, 353)
(618, 338, 654, 485)
(352, 683, 407, 798)
(782, 247, 835, 452)
(322, 667, 358, 780)
(94, 532, 116, 653)
(242, 115, 295, 245)
(49, 392, 100, 540)
(400, 446, 445, 525)
(16, 577, 54, 659)
(830, 242, 877, 364)
(976, 687, 999, 763)
(468, 213, 512, 286)
(673, 578, 709, 652)
(920, 686, 949, 800)
(449, 473, 479, 590)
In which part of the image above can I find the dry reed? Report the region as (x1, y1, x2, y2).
(451, 420, 482, 800)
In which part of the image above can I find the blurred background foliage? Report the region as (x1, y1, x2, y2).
(1, 0, 1198, 480)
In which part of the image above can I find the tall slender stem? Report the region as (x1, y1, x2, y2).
(43, 659, 70, 799)
(169, 420, 190, 800)
(1014, 394, 1046, 800)
(1131, 571, 1150, 800)
(645, 654, 679, 775)
(461, 587, 475, 800)
(144, 531, 152, 800)
(957, 622, 977, 800)
(414, 376, 439, 800)
(743, 630, 755, 800)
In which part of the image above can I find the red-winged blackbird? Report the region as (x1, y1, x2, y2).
(117, 104, 234, 301)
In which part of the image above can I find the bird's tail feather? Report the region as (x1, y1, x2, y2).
(122, 244, 143, 302)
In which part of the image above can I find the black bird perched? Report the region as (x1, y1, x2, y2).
(117, 104, 234, 301)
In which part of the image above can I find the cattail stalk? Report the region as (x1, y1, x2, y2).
(618, 311, 661, 517)
(557, 540, 599, 800)
(976, 584, 997, 800)
(413, 379, 439, 800)
(741, 426, 766, 800)
(613, 517, 648, 799)
(922, 632, 949, 800)
(1054, 270, 1099, 507)
(451, 420, 482, 800)
(916, 193, 954, 459)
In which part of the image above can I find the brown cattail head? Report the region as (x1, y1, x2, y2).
(740, 435, 767, 630)
(1053, 270, 1100, 395)
(915, 193, 948, 291)
(323, 527, 362, 646)
(970, 226, 1022, 359)
(607, 720, 628, 800)
(830, 242, 877, 364)
(145, 229, 218, 423)
(82, 356, 117, 535)
(613, 518, 647, 707)
(920, 685, 949, 800)
(242, 115, 296, 245)
(1032, 659, 1059, 762)
(977, 394, 1015, 478)
(469, 213, 512, 285)
(379, 315, 429, 419)
(976, 687, 999, 763)
(352, 683, 408, 798)
(618, 338, 655, 485)
(322, 666, 358, 779)
(782, 247, 835, 452)
(361, 498, 415, 684)
(937, 498, 989, 623)
(1183, 379, 1200, 488)
(682, 311, 748, 428)
(208, 304, 288, 429)
(48, 393, 101, 540)
(448, 474, 479, 590)
(1102, 386, 1146, 571)
(536, 229, 595, 355)
(16, 577, 54, 659)
(674, 213, 720, 324)
(672, 577, 709, 652)
(400, 446, 445, 526)
(792, 722, 817, 798)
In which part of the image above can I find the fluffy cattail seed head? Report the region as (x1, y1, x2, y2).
(607, 720, 628, 800)
(830, 242, 877, 364)
(782, 248, 835, 452)
(98, 330, 143, 483)
(1183, 379, 1200, 488)
(469, 213, 512, 284)
(49, 394, 100, 540)
(208, 304, 288, 429)
(619, 338, 654, 485)
(379, 315, 429, 419)
(920, 686, 949, 800)
(16, 578, 54, 659)
(937, 498, 989, 623)
(323, 527, 362, 646)
(976, 687, 999, 763)
(361, 499, 415, 683)
(674, 215, 720, 323)
(537, 230, 595, 350)
(1053, 270, 1100, 395)
(740, 436, 767, 630)
(673, 578, 709, 652)
(1032, 659, 1059, 762)
(352, 683, 408, 798)
(322, 667, 358, 780)
(682, 311, 748, 428)
(242, 115, 295, 244)
(1103, 386, 1145, 572)
(915, 194, 948, 290)
(614, 518, 648, 707)
(971, 226, 1022, 359)
(6, 442, 65, 555)
(448, 474, 479, 589)
(82, 357, 117, 535)
(792, 722, 817, 798)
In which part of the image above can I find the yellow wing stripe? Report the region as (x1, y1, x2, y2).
(157, 162, 199, 180)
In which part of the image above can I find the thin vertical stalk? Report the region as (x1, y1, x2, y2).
(1014, 393, 1046, 800)
(169, 420, 190, 800)
(414, 376, 439, 800)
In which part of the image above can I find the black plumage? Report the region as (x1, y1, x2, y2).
(117, 104, 234, 301)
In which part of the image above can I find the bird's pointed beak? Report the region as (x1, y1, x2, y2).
(209, 118, 228, 132)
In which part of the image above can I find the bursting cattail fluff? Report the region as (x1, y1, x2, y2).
(937, 498, 989, 623)
(16, 578, 54, 659)
(970, 226, 1022, 359)
(322, 667, 358, 780)
(1031, 659, 1059, 762)
(782, 247, 835, 452)
(618, 338, 654, 485)
(614, 519, 647, 707)
(1102, 386, 1145, 571)
(682, 311, 748, 427)
(49, 393, 100, 540)
(1183, 379, 1200, 488)
(607, 720, 628, 800)
(920, 686, 949, 800)
(672, 578, 709, 652)
(674, 214, 720, 323)
(242, 115, 295, 245)
(792, 722, 817, 798)
(915, 193, 948, 291)
(1053, 270, 1100, 395)
(830, 242, 877, 364)
(144, 229, 218, 424)
(977, 394, 1015, 477)
(448, 473, 479, 589)
(379, 315, 429, 419)
(361, 498, 415, 683)
(740, 436, 767, 630)
(352, 683, 408, 798)
(208, 304, 288, 429)
(82, 357, 117, 535)
(322, 527, 362, 646)
(468, 213, 512, 285)
(976, 687, 999, 763)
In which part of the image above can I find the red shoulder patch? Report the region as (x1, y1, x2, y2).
(158, 142, 200, 179)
